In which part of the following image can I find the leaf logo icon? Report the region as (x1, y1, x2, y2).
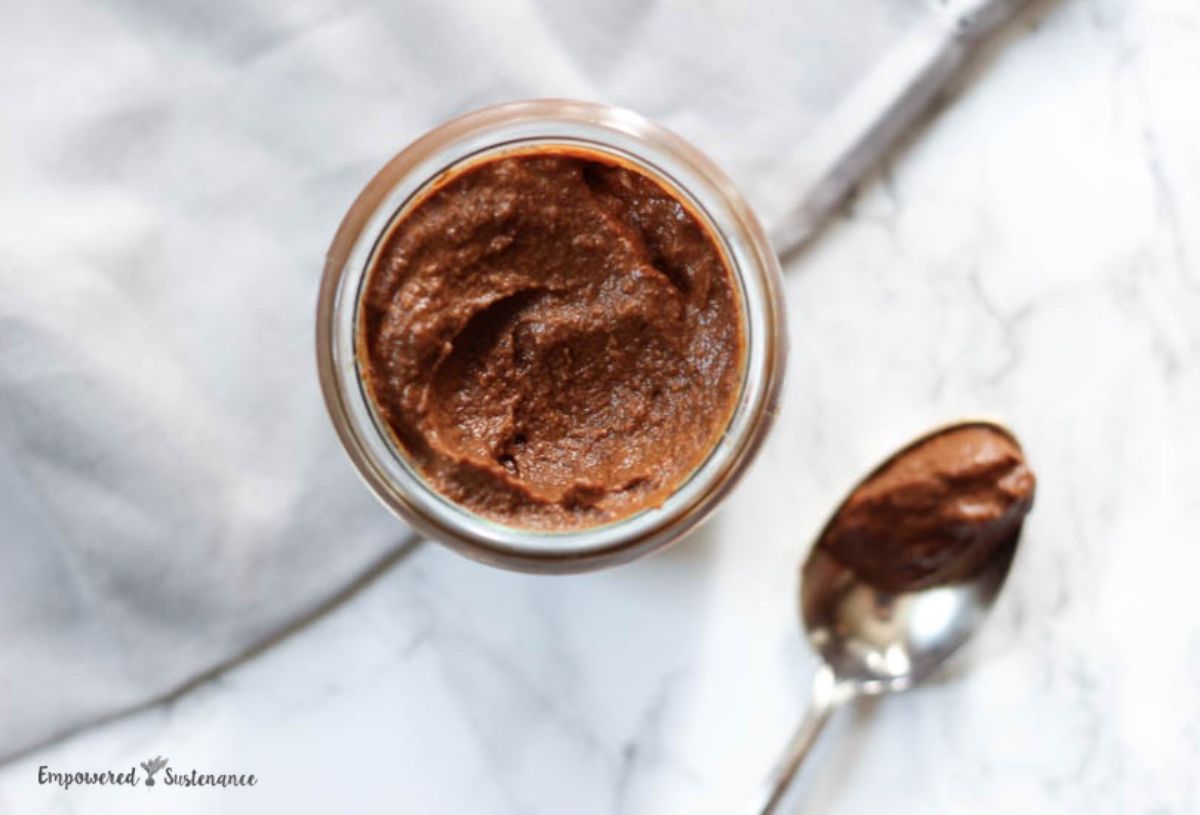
(139, 756, 168, 787)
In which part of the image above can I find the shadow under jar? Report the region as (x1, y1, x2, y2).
(317, 100, 786, 573)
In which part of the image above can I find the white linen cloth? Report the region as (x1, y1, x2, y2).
(0, 0, 1025, 761)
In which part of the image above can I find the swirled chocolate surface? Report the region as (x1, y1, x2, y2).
(358, 148, 744, 529)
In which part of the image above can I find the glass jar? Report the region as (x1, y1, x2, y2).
(317, 99, 786, 573)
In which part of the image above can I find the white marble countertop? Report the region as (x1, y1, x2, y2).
(4, 0, 1199, 812)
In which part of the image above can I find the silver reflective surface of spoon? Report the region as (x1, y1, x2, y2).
(753, 420, 1026, 814)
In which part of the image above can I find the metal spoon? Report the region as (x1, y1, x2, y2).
(753, 419, 1026, 813)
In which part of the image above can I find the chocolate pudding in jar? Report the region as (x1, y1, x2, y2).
(358, 146, 745, 531)
(317, 100, 786, 572)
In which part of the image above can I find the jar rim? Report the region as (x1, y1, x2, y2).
(317, 99, 787, 573)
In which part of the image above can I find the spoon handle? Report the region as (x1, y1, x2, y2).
(752, 663, 846, 814)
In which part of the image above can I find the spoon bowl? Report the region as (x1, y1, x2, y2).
(801, 533, 1017, 694)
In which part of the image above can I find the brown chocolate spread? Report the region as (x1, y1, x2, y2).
(818, 425, 1036, 592)
(358, 147, 745, 530)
